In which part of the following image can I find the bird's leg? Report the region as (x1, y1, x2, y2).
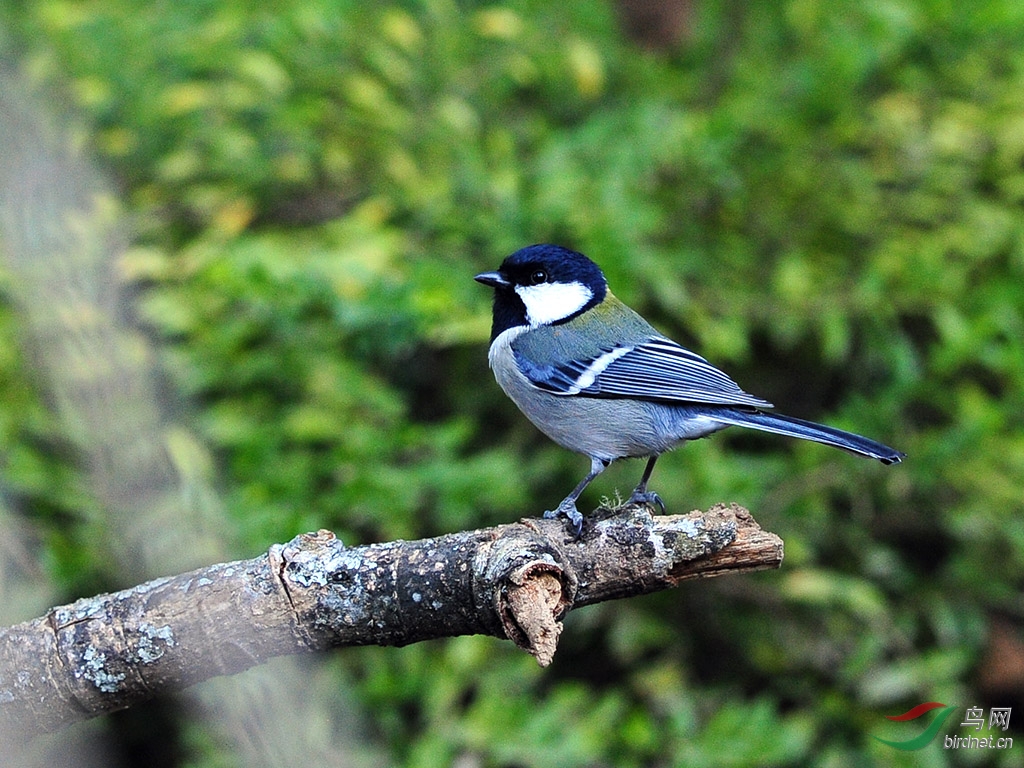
(545, 456, 610, 535)
(627, 456, 665, 512)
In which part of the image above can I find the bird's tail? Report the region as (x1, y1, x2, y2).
(710, 409, 905, 465)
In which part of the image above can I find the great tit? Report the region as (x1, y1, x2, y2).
(475, 244, 905, 533)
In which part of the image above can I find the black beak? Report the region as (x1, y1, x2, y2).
(474, 271, 510, 288)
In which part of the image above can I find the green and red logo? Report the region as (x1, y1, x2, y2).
(873, 702, 959, 751)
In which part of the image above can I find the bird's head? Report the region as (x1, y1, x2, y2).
(475, 244, 608, 339)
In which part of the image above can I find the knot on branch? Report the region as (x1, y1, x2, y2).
(477, 526, 577, 667)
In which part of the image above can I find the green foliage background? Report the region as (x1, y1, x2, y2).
(2, 0, 1024, 765)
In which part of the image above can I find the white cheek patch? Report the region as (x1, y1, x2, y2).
(515, 281, 593, 327)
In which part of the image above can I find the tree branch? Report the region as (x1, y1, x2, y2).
(0, 503, 781, 737)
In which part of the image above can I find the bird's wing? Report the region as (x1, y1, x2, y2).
(513, 335, 773, 408)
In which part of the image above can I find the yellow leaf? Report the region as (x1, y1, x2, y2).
(567, 38, 604, 99)
(473, 8, 523, 39)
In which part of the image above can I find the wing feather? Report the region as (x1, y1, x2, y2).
(514, 336, 772, 408)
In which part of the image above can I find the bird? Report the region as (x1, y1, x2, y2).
(475, 244, 905, 534)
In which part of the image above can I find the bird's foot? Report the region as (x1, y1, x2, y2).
(626, 489, 665, 513)
(543, 501, 584, 537)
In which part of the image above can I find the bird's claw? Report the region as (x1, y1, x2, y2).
(543, 502, 584, 537)
(627, 490, 665, 513)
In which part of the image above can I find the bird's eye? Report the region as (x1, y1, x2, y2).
(529, 269, 547, 285)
